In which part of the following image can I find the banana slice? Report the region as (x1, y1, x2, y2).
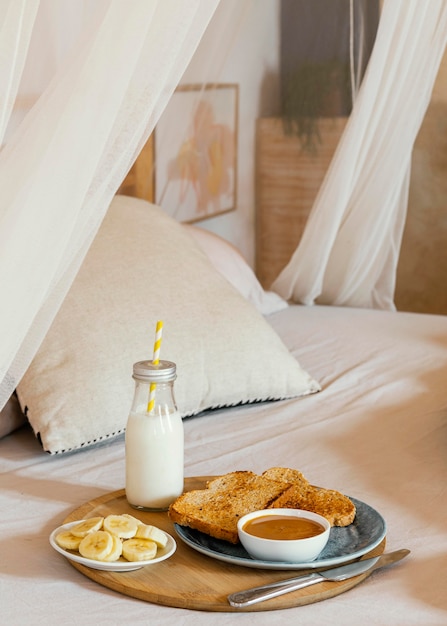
(102, 533, 123, 562)
(103, 514, 138, 539)
(135, 523, 168, 548)
(122, 513, 142, 525)
(56, 530, 82, 551)
(79, 530, 113, 561)
(70, 516, 104, 538)
(122, 538, 157, 562)
(54, 514, 167, 563)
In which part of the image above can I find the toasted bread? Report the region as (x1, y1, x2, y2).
(169, 467, 356, 544)
(262, 467, 310, 489)
(263, 466, 356, 527)
(168, 471, 290, 544)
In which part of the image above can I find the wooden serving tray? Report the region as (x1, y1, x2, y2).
(62, 476, 385, 612)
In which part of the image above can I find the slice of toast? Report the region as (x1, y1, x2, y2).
(168, 470, 291, 544)
(263, 467, 356, 527)
(262, 467, 310, 489)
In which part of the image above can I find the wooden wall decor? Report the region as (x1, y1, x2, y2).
(118, 134, 154, 203)
(255, 117, 347, 289)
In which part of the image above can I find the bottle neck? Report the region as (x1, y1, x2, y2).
(131, 379, 177, 416)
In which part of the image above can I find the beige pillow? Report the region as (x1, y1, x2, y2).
(17, 195, 320, 454)
(184, 225, 288, 315)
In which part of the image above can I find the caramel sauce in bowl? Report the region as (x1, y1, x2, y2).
(243, 515, 326, 540)
(237, 509, 331, 563)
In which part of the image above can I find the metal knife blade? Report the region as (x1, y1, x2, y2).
(227, 548, 410, 608)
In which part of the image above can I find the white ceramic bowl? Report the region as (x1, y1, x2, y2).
(237, 508, 331, 563)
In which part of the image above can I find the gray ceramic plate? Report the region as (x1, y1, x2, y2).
(174, 497, 386, 570)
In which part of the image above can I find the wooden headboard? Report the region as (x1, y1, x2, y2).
(117, 135, 155, 203)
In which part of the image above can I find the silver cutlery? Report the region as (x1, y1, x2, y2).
(228, 548, 410, 608)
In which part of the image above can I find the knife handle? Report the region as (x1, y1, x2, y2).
(227, 572, 323, 608)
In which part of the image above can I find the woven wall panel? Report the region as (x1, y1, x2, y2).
(255, 117, 347, 289)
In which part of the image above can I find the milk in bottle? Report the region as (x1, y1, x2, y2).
(125, 360, 184, 511)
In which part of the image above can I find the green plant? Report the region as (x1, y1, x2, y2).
(282, 60, 351, 152)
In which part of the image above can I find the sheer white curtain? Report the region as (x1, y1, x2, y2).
(1, 0, 446, 414)
(273, 0, 447, 309)
(0, 0, 219, 410)
(0, 0, 39, 143)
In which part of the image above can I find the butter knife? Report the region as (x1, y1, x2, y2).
(228, 548, 410, 608)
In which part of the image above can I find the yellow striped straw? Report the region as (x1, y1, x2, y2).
(147, 320, 163, 413)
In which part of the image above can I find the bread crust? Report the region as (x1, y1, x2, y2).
(269, 485, 356, 526)
(168, 468, 356, 544)
(263, 467, 356, 527)
(169, 471, 290, 544)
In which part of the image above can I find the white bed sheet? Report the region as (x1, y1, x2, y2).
(1, 304, 446, 626)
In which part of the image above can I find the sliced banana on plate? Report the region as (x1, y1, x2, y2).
(70, 516, 104, 537)
(79, 530, 113, 561)
(103, 514, 138, 539)
(135, 523, 168, 548)
(102, 533, 123, 562)
(55, 514, 168, 563)
(122, 538, 157, 562)
(54, 530, 82, 551)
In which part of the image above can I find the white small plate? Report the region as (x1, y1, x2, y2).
(50, 520, 176, 572)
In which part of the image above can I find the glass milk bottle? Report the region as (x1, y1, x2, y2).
(125, 360, 184, 511)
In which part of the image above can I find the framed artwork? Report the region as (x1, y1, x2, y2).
(154, 83, 239, 223)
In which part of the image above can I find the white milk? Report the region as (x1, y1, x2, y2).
(125, 409, 184, 510)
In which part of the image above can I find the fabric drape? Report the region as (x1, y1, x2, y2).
(1, 0, 446, 414)
(0, 0, 39, 143)
(273, 0, 447, 309)
(0, 0, 219, 410)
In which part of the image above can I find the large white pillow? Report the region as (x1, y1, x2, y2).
(184, 225, 288, 315)
(17, 195, 320, 454)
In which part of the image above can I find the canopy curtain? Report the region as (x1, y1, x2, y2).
(0, 0, 39, 143)
(273, 0, 447, 309)
(1, 0, 446, 414)
(0, 0, 219, 410)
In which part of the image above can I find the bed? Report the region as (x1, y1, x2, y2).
(1, 193, 447, 625)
